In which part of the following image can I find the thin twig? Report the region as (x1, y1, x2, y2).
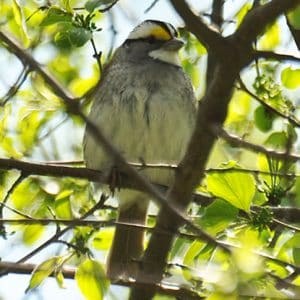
(90, 38, 102, 73)
(0, 174, 26, 219)
(14, 195, 106, 265)
(238, 77, 300, 128)
(0, 66, 30, 106)
(254, 50, 300, 63)
(215, 125, 300, 161)
(144, 0, 160, 13)
(98, 0, 119, 13)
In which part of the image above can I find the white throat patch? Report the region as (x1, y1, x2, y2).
(149, 49, 181, 66)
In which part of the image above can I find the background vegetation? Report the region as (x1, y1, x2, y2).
(1, 0, 300, 299)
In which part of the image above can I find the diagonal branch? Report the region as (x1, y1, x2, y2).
(0, 31, 76, 109)
(235, 0, 300, 46)
(169, 0, 225, 51)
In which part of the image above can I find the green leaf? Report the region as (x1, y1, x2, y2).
(182, 240, 206, 280)
(206, 164, 255, 212)
(55, 271, 65, 288)
(254, 105, 275, 132)
(235, 3, 252, 27)
(69, 28, 92, 47)
(1, 136, 22, 158)
(85, 0, 104, 12)
(85, 0, 115, 12)
(287, 5, 300, 29)
(55, 28, 92, 48)
(281, 67, 300, 89)
(40, 7, 72, 26)
(17, 110, 44, 153)
(23, 224, 44, 245)
(264, 131, 288, 149)
(259, 22, 280, 50)
(92, 228, 114, 250)
(62, 0, 72, 13)
(54, 31, 73, 48)
(293, 248, 300, 265)
(26, 256, 62, 292)
(12, 178, 51, 217)
(55, 190, 73, 219)
(75, 259, 108, 300)
(12, 0, 30, 47)
(200, 199, 238, 234)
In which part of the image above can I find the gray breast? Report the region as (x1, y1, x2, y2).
(83, 58, 196, 186)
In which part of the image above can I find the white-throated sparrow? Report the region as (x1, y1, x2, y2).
(83, 20, 196, 280)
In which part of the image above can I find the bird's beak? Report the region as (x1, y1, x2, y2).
(162, 38, 184, 51)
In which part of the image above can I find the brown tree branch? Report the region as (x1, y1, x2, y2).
(0, 260, 203, 300)
(0, 261, 76, 278)
(235, 0, 300, 46)
(206, 0, 225, 87)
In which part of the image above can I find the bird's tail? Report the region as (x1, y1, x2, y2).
(106, 194, 148, 281)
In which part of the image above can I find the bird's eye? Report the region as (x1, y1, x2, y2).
(147, 35, 155, 44)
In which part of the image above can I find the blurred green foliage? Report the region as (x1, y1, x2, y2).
(0, 1, 300, 300)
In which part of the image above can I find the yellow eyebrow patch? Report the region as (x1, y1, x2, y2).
(150, 27, 172, 40)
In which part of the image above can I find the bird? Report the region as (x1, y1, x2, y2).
(83, 19, 196, 281)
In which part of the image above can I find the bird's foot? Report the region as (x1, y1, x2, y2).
(108, 166, 122, 196)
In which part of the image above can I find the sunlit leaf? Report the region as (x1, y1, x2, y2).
(183, 240, 207, 280)
(199, 199, 238, 234)
(182, 58, 200, 88)
(235, 3, 252, 26)
(23, 224, 44, 245)
(70, 74, 99, 97)
(17, 110, 45, 153)
(61, 0, 72, 13)
(12, 0, 30, 47)
(279, 232, 300, 263)
(1, 137, 22, 158)
(206, 163, 255, 212)
(12, 178, 52, 217)
(55, 190, 73, 219)
(233, 229, 263, 274)
(49, 54, 79, 85)
(26, 256, 62, 292)
(281, 67, 300, 89)
(92, 228, 114, 250)
(206, 293, 237, 300)
(259, 22, 280, 50)
(55, 271, 65, 288)
(75, 259, 108, 300)
(225, 90, 251, 125)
